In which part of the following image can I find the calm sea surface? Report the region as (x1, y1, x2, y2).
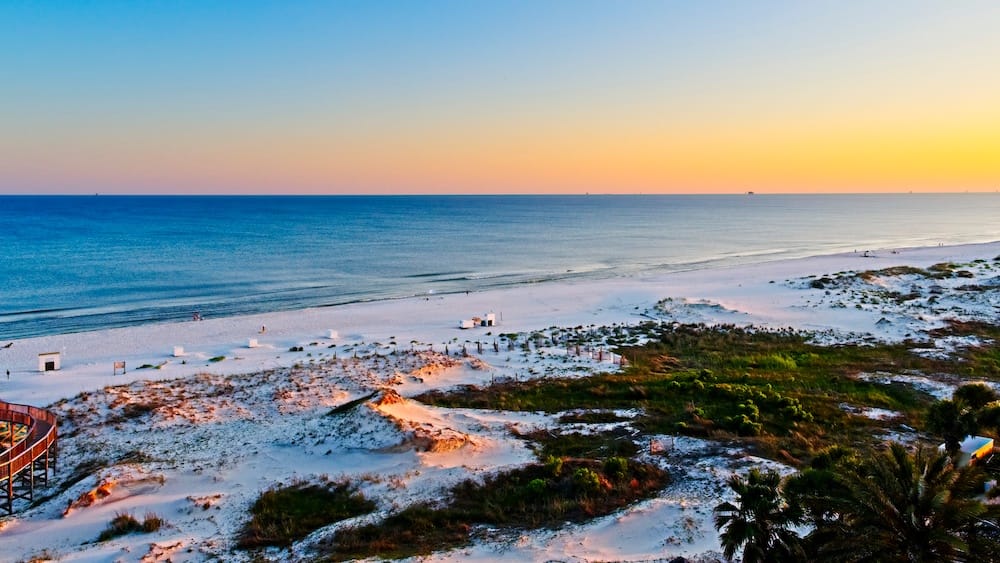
(2, 194, 998, 339)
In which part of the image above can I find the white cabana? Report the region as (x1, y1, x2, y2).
(38, 352, 61, 372)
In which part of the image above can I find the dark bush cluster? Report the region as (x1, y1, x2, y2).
(323, 458, 668, 560)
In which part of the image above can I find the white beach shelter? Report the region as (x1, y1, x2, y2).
(173, 346, 185, 357)
(328, 330, 339, 339)
(38, 352, 61, 372)
(248, 338, 259, 348)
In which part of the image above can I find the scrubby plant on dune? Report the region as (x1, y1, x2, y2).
(321, 457, 669, 561)
(238, 479, 375, 549)
(416, 322, 1000, 463)
(97, 512, 164, 542)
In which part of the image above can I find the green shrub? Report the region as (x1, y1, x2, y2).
(324, 459, 669, 561)
(572, 467, 602, 495)
(238, 480, 376, 549)
(604, 457, 629, 481)
(544, 455, 563, 477)
(753, 353, 798, 371)
(525, 478, 547, 495)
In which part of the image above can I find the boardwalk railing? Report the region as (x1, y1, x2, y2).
(0, 399, 58, 515)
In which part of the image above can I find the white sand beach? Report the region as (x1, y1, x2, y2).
(1, 241, 998, 562)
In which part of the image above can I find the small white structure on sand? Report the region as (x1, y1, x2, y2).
(459, 312, 497, 329)
(248, 338, 259, 348)
(38, 352, 61, 372)
(940, 435, 995, 466)
(173, 346, 185, 357)
(328, 330, 339, 339)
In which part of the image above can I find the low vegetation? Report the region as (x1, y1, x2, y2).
(320, 457, 669, 560)
(97, 512, 164, 541)
(238, 479, 376, 549)
(421, 321, 1000, 465)
(407, 320, 1000, 559)
(716, 444, 1000, 561)
(419, 322, 961, 462)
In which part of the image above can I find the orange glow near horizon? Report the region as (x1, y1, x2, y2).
(6, 111, 998, 194)
(3, 3, 999, 195)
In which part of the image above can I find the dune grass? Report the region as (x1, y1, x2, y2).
(416, 322, 996, 462)
(238, 480, 375, 549)
(321, 458, 668, 561)
(97, 512, 164, 541)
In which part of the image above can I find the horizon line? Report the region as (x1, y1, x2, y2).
(2, 190, 1000, 197)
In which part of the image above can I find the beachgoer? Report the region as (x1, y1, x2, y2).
(261, 325, 267, 333)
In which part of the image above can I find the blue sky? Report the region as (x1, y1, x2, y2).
(3, 1, 999, 193)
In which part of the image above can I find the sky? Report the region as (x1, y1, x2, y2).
(2, 1, 999, 195)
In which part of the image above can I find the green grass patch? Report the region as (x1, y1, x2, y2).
(238, 479, 375, 549)
(515, 428, 639, 460)
(320, 458, 668, 560)
(208, 355, 226, 363)
(931, 321, 1000, 380)
(416, 323, 950, 463)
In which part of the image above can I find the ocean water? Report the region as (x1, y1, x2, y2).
(2, 194, 999, 340)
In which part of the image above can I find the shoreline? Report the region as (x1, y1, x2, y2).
(2, 240, 997, 407)
(8, 191, 1000, 343)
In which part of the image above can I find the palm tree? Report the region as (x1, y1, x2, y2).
(953, 383, 999, 410)
(714, 467, 804, 562)
(927, 399, 979, 456)
(813, 442, 994, 562)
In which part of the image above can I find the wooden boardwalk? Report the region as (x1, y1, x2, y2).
(0, 399, 58, 515)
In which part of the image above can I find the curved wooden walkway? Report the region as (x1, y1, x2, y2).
(0, 399, 57, 515)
